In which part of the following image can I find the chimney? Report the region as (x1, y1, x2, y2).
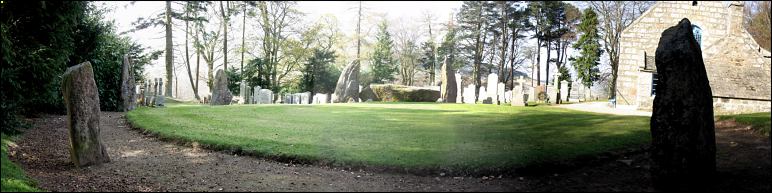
(727, 1, 744, 36)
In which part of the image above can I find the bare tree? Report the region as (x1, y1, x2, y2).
(586, 1, 654, 99)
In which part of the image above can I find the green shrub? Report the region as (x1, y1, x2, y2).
(370, 84, 440, 102)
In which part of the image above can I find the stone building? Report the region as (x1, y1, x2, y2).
(616, 1, 771, 114)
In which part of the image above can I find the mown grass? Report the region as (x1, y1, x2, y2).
(127, 102, 651, 172)
(718, 112, 771, 136)
(1, 135, 42, 192)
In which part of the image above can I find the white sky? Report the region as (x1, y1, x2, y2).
(101, 1, 598, 100)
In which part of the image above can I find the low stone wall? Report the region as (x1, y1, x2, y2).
(713, 97, 771, 115)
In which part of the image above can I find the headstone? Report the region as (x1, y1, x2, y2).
(504, 91, 512, 104)
(210, 69, 232, 105)
(560, 81, 569, 102)
(455, 73, 462, 103)
(463, 84, 476, 104)
(332, 60, 360, 103)
(497, 82, 505, 105)
(650, 18, 716, 191)
(301, 92, 311, 104)
(252, 86, 261, 104)
(148, 79, 156, 107)
(258, 89, 273, 104)
(548, 73, 561, 104)
(486, 73, 499, 104)
(512, 77, 526, 106)
(478, 86, 489, 104)
(535, 85, 546, 101)
(439, 58, 457, 103)
(121, 55, 136, 111)
(155, 78, 165, 107)
(61, 62, 110, 167)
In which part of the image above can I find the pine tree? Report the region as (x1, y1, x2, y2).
(570, 8, 602, 95)
(371, 21, 397, 84)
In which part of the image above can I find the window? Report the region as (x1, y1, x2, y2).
(651, 73, 658, 96)
(692, 25, 702, 46)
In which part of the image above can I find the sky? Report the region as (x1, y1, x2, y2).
(101, 1, 596, 100)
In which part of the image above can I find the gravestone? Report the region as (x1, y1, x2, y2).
(252, 86, 261, 104)
(548, 73, 561, 104)
(301, 92, 311, 104)
(650, 18, 715, 191)
(497, 82, 505, 105)
(210, 69, 232, 105)
(462, 84, 476, 104)
(455, 73, 462, 103)
(155, 78, 165, 107)
(439, 58, 457, 103)
(486, 73, 499, 104)
(560, 81, 569, 102)
(479, 86, 490, 104)
(120, 55, 136, 111)
(61, 62, 110, 167)
(258, 89, 273, 104)
(512, 77, 526, 106)
(504, 91, 512, 103)
(332, 60, 360, 103)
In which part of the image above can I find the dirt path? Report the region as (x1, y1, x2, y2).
(7, 112, 770, 192)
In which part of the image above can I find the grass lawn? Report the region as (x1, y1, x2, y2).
(1, 135, 42, 192)
(718, 112, 771, 136)
(127, 102, 651, 172)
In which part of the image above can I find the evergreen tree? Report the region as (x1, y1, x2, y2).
(570, 8, 602, 90)
(370, 21, 397, 84)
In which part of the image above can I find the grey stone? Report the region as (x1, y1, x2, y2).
(121, 55, 136, 111)
(61, 61, 110, 167)
(440, 58, 457, 103)
(650, 18, 716, 190)
(210, 69, 232, 105)
(332, 60, 360, 103)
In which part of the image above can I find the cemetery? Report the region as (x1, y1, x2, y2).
(1, 1, 770, 192)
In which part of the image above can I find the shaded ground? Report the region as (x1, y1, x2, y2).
(556, 102, 652, 117)
(7, 112, 770, 192)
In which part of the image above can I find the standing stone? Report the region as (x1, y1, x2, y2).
(560, 81, 569, 102)
(210, 69, 232, 105)
(512, 77, 526, 106)
(455, 73, 462, 103)
(302, 92, 311, 104)
(155, 78, 165, 107)
(252, 86, 261, 104)
(497, 82, 505, 105)
(332, 60, 360, 103)
(486, 73, 499, 104)
(549, 73, 561, 104)
(479, 86, 490, 104)
(650, 18, 716, 191)
(463, 84, 476, 104)
(61, 62, 110, 167)
(121, 55, 136, 111)
(439, 58, 457, 103)
(258, 89, 273, 104)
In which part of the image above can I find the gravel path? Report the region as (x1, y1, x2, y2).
(7, 112, 769, 192)
(556, 102, 652, 116)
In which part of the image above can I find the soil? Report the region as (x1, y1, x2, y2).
(7, 112, 770, 192)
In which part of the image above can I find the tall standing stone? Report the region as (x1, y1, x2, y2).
(549, 73, 561, 104)
(497, 82, 505, 105)
(463, 84, 476, 104)
(440, 58, 457, 103)
(650, 18, 715, 191)
(455, 73, 462, 103)
(512, 77, 526, 106)
(211, 69, 233, 105)
(478, 86, 489, 104)
(332, 60, 360, 103)
(155, 78, 165, 107)
(486, 73, 499, 104)
(121, 55, 136, 111)
(61, 62, 110, 167)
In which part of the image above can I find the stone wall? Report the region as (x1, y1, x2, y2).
(617, 1, 771, 113)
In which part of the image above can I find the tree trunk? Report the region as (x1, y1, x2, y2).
(184, 12, 200, 101)
(241, 2, 246, 75)
(221, 1, 229, 71)
(165, 1, 173, 97)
